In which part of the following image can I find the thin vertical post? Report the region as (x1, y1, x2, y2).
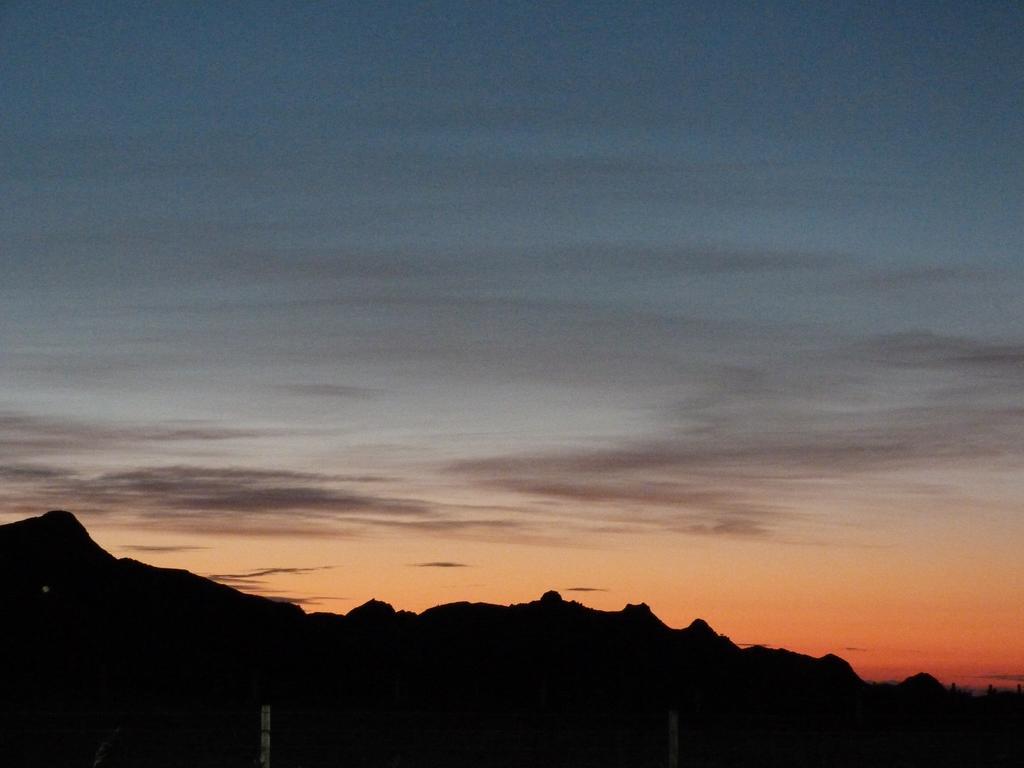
(260, 704, 271, 768)
(668, 709, 679, 768)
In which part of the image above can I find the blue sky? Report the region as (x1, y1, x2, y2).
(2, 3, 1023, 680)
(4, 0, 1023, 532)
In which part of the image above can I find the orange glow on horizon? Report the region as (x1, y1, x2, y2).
(88, 508, 1024, 694)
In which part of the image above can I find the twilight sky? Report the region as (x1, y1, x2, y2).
(2, 1, 1022, 688)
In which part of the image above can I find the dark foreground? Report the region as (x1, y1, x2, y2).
(4, 513, 1022, 766)
(3, 708, 1022, 768)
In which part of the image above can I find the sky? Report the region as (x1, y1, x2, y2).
(2, 0, 1022, 690)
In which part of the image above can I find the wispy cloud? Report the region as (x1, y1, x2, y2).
(42, 465, 432, 535)
(982, 673, 1024, 683)
(5, 316, 1024, 547)
(0, 457, 536, 540)
(450, 402, 1024, 539)
(850, 266, 997, 292)
(411, 561, 470, 568)
(264, 594, 349, 607)
(563, 586, 608, 592)
(95, 466, 426, 515)
(200, 563, 349, 607)
(209, 565, 337, 580)
(119, 544, 208, 554)
(866, 331, 1024, 374)
(536, 243, 842, 277)
(0, 464, 67, 481)
(278, 383, 382, 399)
(207, 564, 337, 590)
(447, 327, 1024, 541)
(0, 410, 268, 462)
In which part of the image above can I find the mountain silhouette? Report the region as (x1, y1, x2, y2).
(0, 510, 952, 724)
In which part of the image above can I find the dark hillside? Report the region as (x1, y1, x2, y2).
(0, 511, 981, 726)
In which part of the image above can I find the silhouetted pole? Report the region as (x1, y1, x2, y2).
(259, 704, 271, 768)
(668, 709, 679, 768)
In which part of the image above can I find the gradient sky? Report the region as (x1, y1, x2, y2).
(3, 1, 1022, 690)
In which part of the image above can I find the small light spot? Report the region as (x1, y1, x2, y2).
(41, 585, 50, 594)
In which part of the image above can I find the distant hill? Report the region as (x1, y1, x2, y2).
(0, 510, 954, 722)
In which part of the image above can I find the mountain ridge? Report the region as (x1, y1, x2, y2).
(0, 510, 950, 722)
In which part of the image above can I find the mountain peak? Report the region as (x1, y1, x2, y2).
(686, 617, 715, 635)
(623, 601, 653, 614)
(347, 598, 397, 623)
(619, 601, 668, 631)
(0, 510, 113, 568)
(41, 508, 90, 534)
(0, 510, 116, 601)
(898, 672, 946, 695)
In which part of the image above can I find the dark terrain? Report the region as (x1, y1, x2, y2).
(1, 510, 1020, 767)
